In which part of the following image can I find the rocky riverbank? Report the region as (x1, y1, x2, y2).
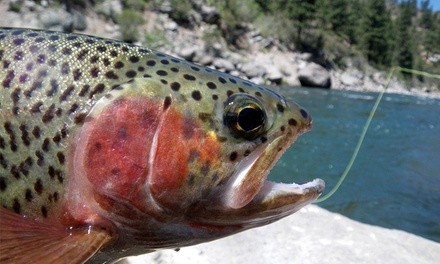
(122, 205, 440, 264)
(0, 0, 439, 98)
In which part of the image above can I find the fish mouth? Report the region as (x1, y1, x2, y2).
(189, 136, 324, 227)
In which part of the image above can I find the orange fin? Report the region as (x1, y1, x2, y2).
(0, 207, 112, 264)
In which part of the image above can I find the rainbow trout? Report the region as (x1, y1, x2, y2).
(0, 28, 324, 263)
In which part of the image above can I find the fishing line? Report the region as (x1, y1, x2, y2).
(314, 67, 440, 203)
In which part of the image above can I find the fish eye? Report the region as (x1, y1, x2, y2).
(223, 94, 267, 140)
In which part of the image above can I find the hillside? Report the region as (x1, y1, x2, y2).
(1, 0, 439, 97)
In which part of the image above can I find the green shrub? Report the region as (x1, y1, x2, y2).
(116, 9, 145, 43)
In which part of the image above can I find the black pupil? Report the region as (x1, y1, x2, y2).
(237, 107, 264, 132)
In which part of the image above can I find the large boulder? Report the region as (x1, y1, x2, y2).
(298, 62, 331, 88)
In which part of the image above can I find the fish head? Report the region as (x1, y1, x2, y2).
(70, 57, 323, 251)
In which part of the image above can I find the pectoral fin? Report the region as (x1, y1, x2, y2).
(0, 207, 112, 264)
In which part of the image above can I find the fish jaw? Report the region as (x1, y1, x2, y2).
(186, 134, 325, 229)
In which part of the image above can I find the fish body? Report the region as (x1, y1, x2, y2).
(0, 28, 324, 263)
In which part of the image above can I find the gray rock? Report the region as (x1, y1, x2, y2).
(164, 21, 178, 32)
(200, 5, 220, 24)
(298, 62, 331, 88)
(95, 0, 122, 22)
(71, 9, 87, 31)
(40, 8, 69, 29)
(340, 70, 363, 86)
(125, 205, 440, 264)
(266, 67, 283, 84)
(240, 62, 266, 78)
(178, 47, 198, 61)
(299, 52, 313, 62)
(213, 58, 235, 72)
(195, 53, 214, 66)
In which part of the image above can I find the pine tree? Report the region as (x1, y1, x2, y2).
(394, 1, 414, 76)
(276, 0, 317, 47)
(359, 0, 393, 66)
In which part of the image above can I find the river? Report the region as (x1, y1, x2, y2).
(270, 87, 440, 243)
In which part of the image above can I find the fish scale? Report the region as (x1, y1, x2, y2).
(0, 28, 324, 263)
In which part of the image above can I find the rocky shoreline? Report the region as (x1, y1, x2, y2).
(1, 0, 439, 98)
(123, 205, 440, 264)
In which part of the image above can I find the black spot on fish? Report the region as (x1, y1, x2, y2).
(146, 60, 156, 66)
(59, 85, 75, 102)
(19, 73, 28, 84)
(229, 152, 238, 162)
(114, 61, 124, 69)
(288, 118, 297, 126)
(191, 66, 200, 71)
(156, 70, 167, 76)
(36, 54, 46, 64)
(90, 67, 100, 78)
(96, 45, 107, 53)
(261, 136, 268, 143)
(42, 104, 56, 123)
(0, 154, 7, 169)
(11, 165, 20, 179)
(19, 124, 30, 146)
(14, 51, 24, 61)
(206, 82, 217, 89)
(52, 133, 61, 144)
(35, 150, 45, 166)
(25, 189, 33, 202)
(47, 79, 59, 97)
(34, 178, 43, 195)
(13, 38, 25, 46)
(73, 69, 82, 81)
(41, 206, 48, 217)
(171, 67, 179, 72)
(13, 199, 21, 214)
(255, 91, 262, 97)
(42, 138, 50, 152)
(78, 85, 90, 97)
(129, 55, 140, 63)
(105, 70, 118, 80)
(62, 47, 72, 55)
(77, 49, 89, 60)
(163, 96, 172, 111)
(229, 78, 237, 84)
(32, 126, 41, 138)
(160, 59, 169, 65)
(218, 77, 227, 84)
(57, 152, 65, 165)
(161, 79, 168, 85)
(89, 83, 105, 98)
(227, 90, 234, 97)
(170, 82, 180, 91)
(300, 109, 308, 118)
(0, 177, 7, 191)
(125, 70, 137, 78)
(212, 94, 218, 100)
(184, 74, 196, 81)
(103, 58, 111, 66)
(2, 70, 15, 88)
(191, 90, 202, 101)
(74, 113, 87, 125)
(90, 55, 99, 64)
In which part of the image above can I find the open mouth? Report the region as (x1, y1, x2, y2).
(195, 136, 324, 227)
